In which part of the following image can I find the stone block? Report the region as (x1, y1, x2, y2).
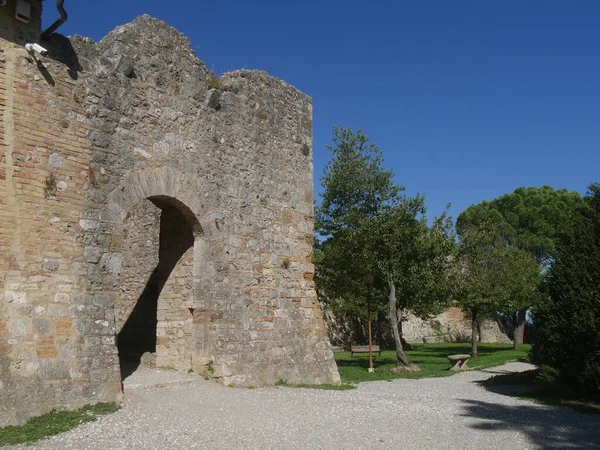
(33, 319, 52, 336)
(48, 153, 65, 168)
(5, 290, 26, 304)
(79, 219, 100, 231)
(84, 246, 101, 263)
(54, 293, 71, 303)
(99, 253, 122, 275)
(42, 260, 60, 274)
(36, 346, 58, 358)
(55, 321, 72, 335)
(41, 359, 70, 380)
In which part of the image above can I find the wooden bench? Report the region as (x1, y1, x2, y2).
(447, 354, 471, 371)
(350, 345, 381, 357)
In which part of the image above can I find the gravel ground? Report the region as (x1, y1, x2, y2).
(10, 362, 600, 450)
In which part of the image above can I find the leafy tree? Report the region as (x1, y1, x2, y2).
(369, 204, 456, 351)
(457, 186, 584, 348)
(457, 222, 539, 357)
(315, 126, 454, 368)
(531, 184, 600, 398)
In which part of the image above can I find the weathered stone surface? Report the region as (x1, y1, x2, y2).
(326, 306, 511, 347)
(404, 308, 511, 344)
(0, 10, 339, 426)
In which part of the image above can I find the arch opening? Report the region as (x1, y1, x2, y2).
(116, 196, 201, 380)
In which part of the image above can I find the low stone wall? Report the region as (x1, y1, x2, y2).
(323, 307, 511, 348)
(403, 308, 511, 344)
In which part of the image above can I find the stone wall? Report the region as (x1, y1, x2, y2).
(324, 306, 511, 347)
(0, 13, 339, 426)
(402, 307, 511, 344)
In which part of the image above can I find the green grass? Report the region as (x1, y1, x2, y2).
(484, 369, 600, 415)
(335, 343, 530, 383)
(275, 379, 356, 390)
(0, 403, 120, 447)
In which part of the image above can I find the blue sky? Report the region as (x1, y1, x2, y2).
(44, 1, 600, 220)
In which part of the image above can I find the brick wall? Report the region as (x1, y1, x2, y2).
(0, 36, 122, 425)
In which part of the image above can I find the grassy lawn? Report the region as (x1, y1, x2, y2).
(335, 342, 530, 383)
(483, 369, 600, 415)
(0, 403, 119, 447)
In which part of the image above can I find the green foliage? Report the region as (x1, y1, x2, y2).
(536, 365, 561, 386)
(335, 343, 529, 382)
(455, 186, 582, 348)
(315, 126, 397, 322)
(457, 222, 540, 314)
(317, 126, 401, 237)
(0, 403, 120, 446)
(483, 369, 600, 414)
(484, 368, 540, 386)
(531, 183, 600, 399)
(315, 126, 455, 364)
(456, 221, 540, 355)
(457, 185, 584, 263)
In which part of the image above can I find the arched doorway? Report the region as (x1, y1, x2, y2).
(116, 195, 202, 379)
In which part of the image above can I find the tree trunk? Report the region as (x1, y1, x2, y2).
(513, 308, 527, 350)
(398, 317, 406, 351)
(396, 307, 403, 344)
(388, 272, 410, 366)
(471, 308, 478, 357)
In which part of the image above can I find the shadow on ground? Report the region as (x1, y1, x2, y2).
(407, 345, 515, 358)
(460, 399, 600, 449)
(476, 365, 532, 377)
(335, 355, 397, 370)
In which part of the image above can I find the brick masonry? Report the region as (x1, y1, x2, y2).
(0, 10, 340, 426)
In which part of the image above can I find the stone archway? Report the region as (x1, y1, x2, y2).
(99, 167, 215, 380)
(116, 195, 199, 377)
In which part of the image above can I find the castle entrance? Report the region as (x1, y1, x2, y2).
(116, 196, 200, 380)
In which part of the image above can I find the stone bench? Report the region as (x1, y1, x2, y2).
(350, 345, 381, 357)
(447, 354, 471, 371)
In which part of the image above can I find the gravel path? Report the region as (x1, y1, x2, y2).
(11, 362, 600, 450)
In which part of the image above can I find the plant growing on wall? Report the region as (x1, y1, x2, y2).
(44, 173, 57, 198)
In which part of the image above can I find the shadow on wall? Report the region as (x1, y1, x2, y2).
(45, 33, 82, 79)
(117, 200, 195, 380)
(323, 310, 397, 350)
(459, 399, 600, 449)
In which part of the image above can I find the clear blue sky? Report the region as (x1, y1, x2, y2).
(44, 0, 600, 220)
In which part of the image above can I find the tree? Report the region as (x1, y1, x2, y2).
(531, 183, 600, 398)
(369, 204, 456, 354)
(457, 186, 584, 348)
(457, 222, 539, 357)
(315, 126, 454, 368)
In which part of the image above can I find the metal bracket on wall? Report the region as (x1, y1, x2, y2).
(15, 0, 31, 23)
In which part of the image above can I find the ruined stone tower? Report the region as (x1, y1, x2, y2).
(0, 2, 340, 426)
